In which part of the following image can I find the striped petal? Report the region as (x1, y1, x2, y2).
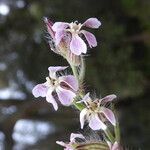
(56, 87, 75, 106)
(101, 107, 116, 126)
(59, 75, 78, 91)
(81, 30, 97, 48)
(89, 113, 107, 130)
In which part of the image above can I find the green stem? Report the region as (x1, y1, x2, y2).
(70, 62, 79, 81)
(104, 128, 115, 143)
(79, 56, 86, 82)
(112, 104, 120, 143)
(73, 101, 85, 111)
(114, 120, 120, 142)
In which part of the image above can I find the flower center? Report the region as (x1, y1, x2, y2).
(67, 22, 82, 35)
(46, 77, 59, 88)
(87, 101, 99, 113)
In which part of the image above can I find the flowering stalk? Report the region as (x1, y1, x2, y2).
(32, 17, 122, 150)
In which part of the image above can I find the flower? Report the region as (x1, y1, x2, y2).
(52, 18, 101, 55)
(79, 93, 116, 130)
(32, 66, 78, 110)
(44, 17, 81, 66)
(107, 141, 120, 150)
(56, 133, 85, 150)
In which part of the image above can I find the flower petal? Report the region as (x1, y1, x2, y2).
(101, 94, 117, 103)
(52, 22, 69, 32)
(77, 92, 91, 104)
(112, 142, 119, 150)
(55, 30, 66, 45)
(59, 75, 78, 91)
(89, 113, 107, 130)
(70, 133, 85, 142)
(46, 89, 58, 111)
(83, 18, 101, 28)
(32, 83, 48, 98)
(80, 108, 88, 129)
(101, 107, 116, 126)
(48, 66, 68, 78)
(56, 87, 75, 106)
(81, 30, 97, 48)
(56, 141, 68, 147)
(70, 35, 87, 55)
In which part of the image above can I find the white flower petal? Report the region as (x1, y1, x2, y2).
(48, 66, 68, 79)
(80, 108, 88, 129)
(46, 89, 58, 111)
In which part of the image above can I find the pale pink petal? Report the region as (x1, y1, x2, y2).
(46, 89, 58, 111)
(55, 30, 66, 45)
(59, 75, 78, 91)
(101, 94, 117, 103)
(112, 142, 119, 150)
(83, 18, 101, 28)
(101, 107, 116, 126)
(70, 35, 87, 55)
(70, 133, 85, 142)
(56, 141, 68, 147)
(81, 30, 97, 48)
(56, 87, 75, 106)
(48, 66, 68, 78)
(77, 92, 90, 104)
(52, 22, 69, 32)
(89, 113, 107, 130)
(32, 83, 48, 98)
(80, 108, 88, 129)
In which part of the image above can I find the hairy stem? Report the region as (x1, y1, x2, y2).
(114, 119, 120, 142)
(79, 56, 86, 82)
(104, 128, 115, 143)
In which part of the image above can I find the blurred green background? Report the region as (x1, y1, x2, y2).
(0, 0, 150, 149)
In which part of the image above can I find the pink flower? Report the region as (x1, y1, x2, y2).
(79, 93, 116, 130)
(56, 133, 85, 150)
(32, 66, 78, 110)
(107, 141, 120, 150)
(44, 17, 81, 66)
(52, 18, 101, 55)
